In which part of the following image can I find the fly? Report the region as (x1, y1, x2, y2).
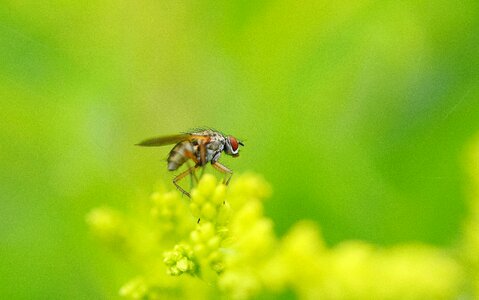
(137, 129, 244, 197)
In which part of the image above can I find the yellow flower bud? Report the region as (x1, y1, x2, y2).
(197, 174, 217, 196)
(201, 202, 217, 220)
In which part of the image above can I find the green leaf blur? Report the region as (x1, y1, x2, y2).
(1, 0, 478, 299)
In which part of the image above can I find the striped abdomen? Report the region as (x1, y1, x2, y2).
(167, 141, 195, 171)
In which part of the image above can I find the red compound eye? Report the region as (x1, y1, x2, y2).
(229, 136, 238, 151)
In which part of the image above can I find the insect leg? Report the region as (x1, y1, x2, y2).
(211, 162, 233, 185)
(199, 142, 207, 166)
(183, 149, 200, 184)
(195, 142, 207, 180)
(173, 165, 200, 198)
(185, 162, 199, 190)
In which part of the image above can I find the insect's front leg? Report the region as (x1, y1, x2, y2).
(211, 162, 233, 185)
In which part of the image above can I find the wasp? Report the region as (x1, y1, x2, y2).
(137, 129, 244, 197)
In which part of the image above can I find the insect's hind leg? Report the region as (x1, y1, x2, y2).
(180, 149, 201, 192)
(185, 161, 199, 189)
(173, 165, 200, 198)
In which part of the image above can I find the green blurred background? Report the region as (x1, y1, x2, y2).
(1, 0, 479, 298)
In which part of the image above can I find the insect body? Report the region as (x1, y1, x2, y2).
(137, 129, 244, 197)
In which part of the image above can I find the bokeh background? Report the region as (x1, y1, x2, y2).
(1, 0, 479, 298)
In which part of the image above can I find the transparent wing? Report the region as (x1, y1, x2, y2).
(136, 134, 191, 147)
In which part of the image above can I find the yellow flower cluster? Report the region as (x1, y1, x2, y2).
(163, 244, 197, 276)
(87, 150, 479, 299)
(150, 187, 194, 243)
